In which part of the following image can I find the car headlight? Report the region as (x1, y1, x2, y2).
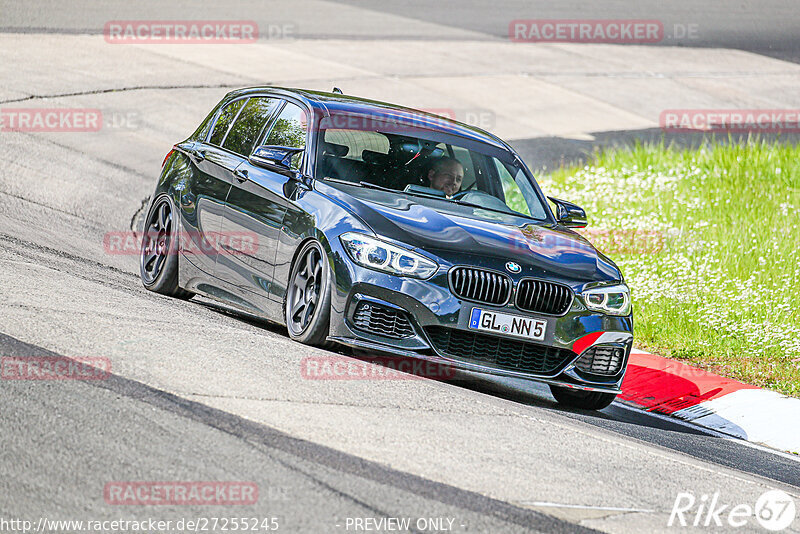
(582, 284, 631, 316)
(340, 232, 439, 279)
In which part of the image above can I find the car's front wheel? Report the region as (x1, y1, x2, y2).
(549, 385, 616, 410)
(139, 195, 193, 299)
(285, 240, 332, 347)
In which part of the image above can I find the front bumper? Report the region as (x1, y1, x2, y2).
(327, 254, 634, 394)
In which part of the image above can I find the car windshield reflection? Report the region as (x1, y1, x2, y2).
(315, 122, 548, 222)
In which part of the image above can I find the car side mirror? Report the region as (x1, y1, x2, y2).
(250, 145, 304, 176)
(548, 197, 587, 228)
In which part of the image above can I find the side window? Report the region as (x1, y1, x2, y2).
(192, 100, 224, 141)
(494, 159, 537, 217)
(209, 98, 246, 147)
(222, 97, 280, 156)
(263, 103, 308, 169)
(492, 158, 531, 215)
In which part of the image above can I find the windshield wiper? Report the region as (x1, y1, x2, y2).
(449, 199, 536, 220)
(358, 181, 404, 194)
(358, 182, 446, 201)
(321, 177, 403, 193)
(325, 178, 438, 200)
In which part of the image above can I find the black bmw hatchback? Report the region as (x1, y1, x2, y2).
(141, 86, 633, 410)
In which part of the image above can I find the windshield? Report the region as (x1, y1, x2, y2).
(314, 117, 549, 222)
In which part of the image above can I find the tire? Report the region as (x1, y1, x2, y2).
(549, 385, 616, 410)
(284, 240, 333, 347)
(139, 195, 193, 299)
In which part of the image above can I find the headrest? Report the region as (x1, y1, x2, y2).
(322, 142, 348, 157)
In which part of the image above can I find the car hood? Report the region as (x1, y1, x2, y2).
(317, 181, 621, 284)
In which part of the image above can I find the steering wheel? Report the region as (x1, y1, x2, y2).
(455, 181, 477, 195)
(451, 188, 474, 200)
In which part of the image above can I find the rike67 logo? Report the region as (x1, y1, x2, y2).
(669, 490, 796, 531)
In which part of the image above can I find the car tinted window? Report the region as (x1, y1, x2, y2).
(263, 102, 307, 168)
(315, 116, 549, 222)
(263, 103, 307, 148)
(222, 97, 280, 156)
(192, 100, 224, 141)
(209, 98, 246, 147)
(495, 159, 531, 216)
(323, 129, 389, 161)
(451, 145, 476, 189)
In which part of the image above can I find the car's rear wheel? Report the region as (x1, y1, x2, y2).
(139, 195, 193, 299)
(549, 385, 616, 410)
(285, 240, 332, 347)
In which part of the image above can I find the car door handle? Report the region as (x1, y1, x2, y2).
(234, 168, 249, 182)
(190, 148, 206, 162)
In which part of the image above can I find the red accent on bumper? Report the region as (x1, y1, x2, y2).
(571, 332, 603, 356)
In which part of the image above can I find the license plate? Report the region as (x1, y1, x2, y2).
(468, 307, 546, 341)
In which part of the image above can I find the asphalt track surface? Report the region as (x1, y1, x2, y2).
(1, 2, 799, 533)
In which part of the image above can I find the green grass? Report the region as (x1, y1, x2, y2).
(537, 138, 800, 396)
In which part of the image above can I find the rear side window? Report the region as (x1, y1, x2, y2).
(209, 98, 246, 146)
(192, 101, 224, 141)
(223, 97, 280, 156)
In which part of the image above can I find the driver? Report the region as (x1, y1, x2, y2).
(426, 156, 464, 198)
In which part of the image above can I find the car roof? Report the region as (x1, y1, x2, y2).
(227, 86, 510, 151)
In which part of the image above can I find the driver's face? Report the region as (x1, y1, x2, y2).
(428, 161, 464, 197)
